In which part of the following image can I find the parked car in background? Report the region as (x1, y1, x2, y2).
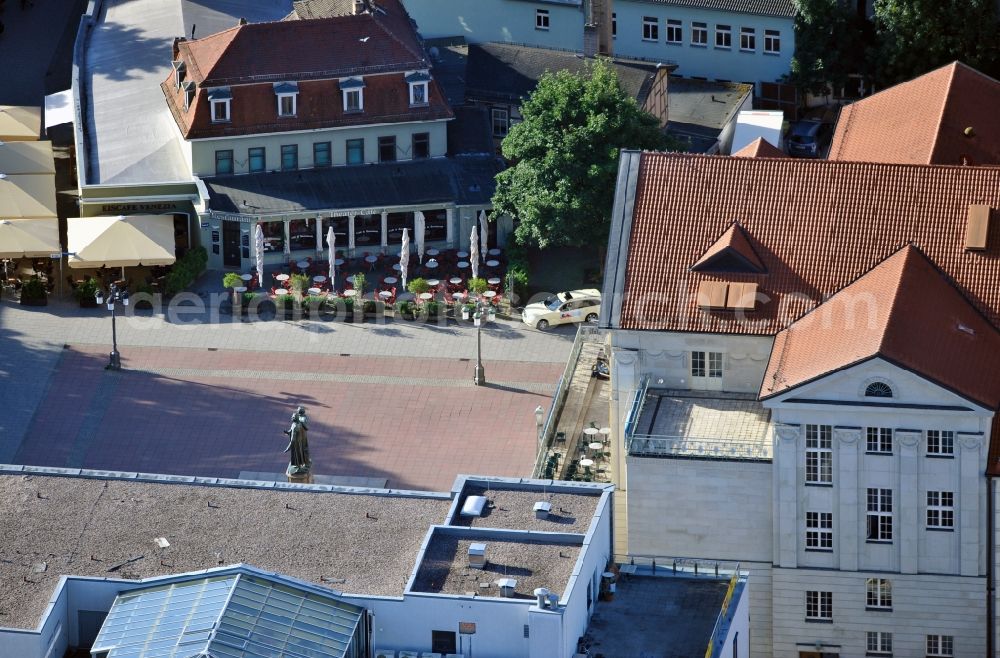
(786, 119, 832, 158)
(522, 289, 602, 330)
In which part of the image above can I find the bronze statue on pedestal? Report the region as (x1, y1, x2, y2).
(284, 406, 311, 477)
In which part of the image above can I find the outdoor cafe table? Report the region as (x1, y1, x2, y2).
(379, 290, 392, 299)
(584, 427, 600, 437)
(589, 442, 604, 453)
(579, 459, 595, 468)
(482, 290, 497, 299)
(451, 292, 464, 301)
(392, 263, 401, 272)
(296, 260, 310, 269)
(334, 258, 345, 266)
(486, 260, 500, 267)
(275, 274, 290, 282)
(426, 278, 440, 286)
(346, 275, 356, 283)
(308, 287, 322, 295)
(313, 275, 327, 283)
(600, 427, 612, 436)
(273, 289, 289, 296)
(418, 292, 433, 301)
(426, 261, 438, 269)
(488, 248, 502, 256)
(457, 261, 469, 269)
(449, 277, 462, 285)
(365, 255, 378, 268)
(487, 277, 501, 285)
(240, 273, 253, 282)
(457, 251, 469, 258)
(384, 276, 398, 284)
(426, 248, 440, 256)
(233, 286, 247, 293)
(342, 289, 358, 297)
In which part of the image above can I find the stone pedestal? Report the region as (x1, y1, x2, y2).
(286, 467, 313, 484)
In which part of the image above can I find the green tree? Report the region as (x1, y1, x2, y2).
(491, 59, 675, 251)
(873, 0, 1000, 86)
(787, 0, 874, 96)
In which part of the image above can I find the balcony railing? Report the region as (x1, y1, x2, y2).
(626, 434, 771, 461)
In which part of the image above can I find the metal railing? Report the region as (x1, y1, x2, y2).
(532, 325, 605, 477)
(621, 374, 650, 449)
(627, 434, 772, 461)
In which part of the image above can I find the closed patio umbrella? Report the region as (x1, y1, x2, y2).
(414, 211, 425, 264)
(255, 224, 265, 285)
(470, 226, 479, 280)
(400, 227, 409, 289)
(478, 210, 488, 258)
(327, 225, 336, 280)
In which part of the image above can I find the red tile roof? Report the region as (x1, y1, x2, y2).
(828, 61, 1000, 165)
(161, 6, 452, 140)
(732, 137, 786, 158)
(609, 152, 1000, 335)
(760, 245, 1000, 409)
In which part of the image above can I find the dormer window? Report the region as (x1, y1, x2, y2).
(172, 61, 186, 90)
(340, 77, 365, 113)
(182, 81, 196, 111)
(405, 71, 431, 107)
(207, 87, 231, 123)
(273, 82, 299, 118)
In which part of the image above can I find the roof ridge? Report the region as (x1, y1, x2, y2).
(650, 149, 1000, 173)
(876, 244, 920, 353)
(926, 61, 961, 164)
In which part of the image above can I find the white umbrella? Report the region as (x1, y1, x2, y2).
(414, 211, 425, 264)
(478, 210, 489, 258)
(470, 226, 480, 280)
(326, 225, 336, 280)
(400, 227, 409, 289)
(254, 224, 265, 287)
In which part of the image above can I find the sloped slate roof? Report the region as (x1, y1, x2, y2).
(641, 0, 795, 18)
(829, 61, 1000, 166)
(603, 151, 1000, 335)
(760, 245, 1000, 410)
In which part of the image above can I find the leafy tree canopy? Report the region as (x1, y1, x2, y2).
(787, 0, 874, 95)
(491, 59, 676, 250)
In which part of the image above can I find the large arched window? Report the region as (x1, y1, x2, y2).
(864, 381, 893, 398)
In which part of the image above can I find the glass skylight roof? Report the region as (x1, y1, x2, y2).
(91, 572, 365, 658)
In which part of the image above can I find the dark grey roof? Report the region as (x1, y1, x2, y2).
(425, 36, 469, 106)
(642, 0, 795, 18)
(205, 156, 502, 214)
(465, 43, 668, 106)
(448, 106, 495, 155)
(666, 76, 753, 152)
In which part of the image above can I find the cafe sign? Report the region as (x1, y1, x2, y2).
(458, 622, 476, 635)
(100, 202, 181, 213)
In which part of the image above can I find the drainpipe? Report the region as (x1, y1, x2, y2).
(989, 476, 995, 658)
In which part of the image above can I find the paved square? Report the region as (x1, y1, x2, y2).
(1, 299, 575, 490)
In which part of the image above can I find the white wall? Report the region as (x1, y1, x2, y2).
(714, 578, 750, 658)
(771, 568, 986, 657)
(192, 120, 449, 177)
(404, 0, 584, 48)
(560, 492, 613, 655)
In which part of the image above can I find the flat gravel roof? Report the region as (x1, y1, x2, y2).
(451, 484, 600, 534)
(0, 474, 450, 629)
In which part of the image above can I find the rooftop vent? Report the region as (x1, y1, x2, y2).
(533, 587, 550, 607)
(957, 323, 976, 336)
(461, 495, 488, 517)
(965, 204, 991, 251)
(533, 501, 552, 519)
(497, 578, 517, 597)
(468, 543, 487, 570)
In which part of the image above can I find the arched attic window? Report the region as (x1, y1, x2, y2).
(864, 381, 893, 398)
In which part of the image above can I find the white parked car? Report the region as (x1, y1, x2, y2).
(522, 289, 601, 330)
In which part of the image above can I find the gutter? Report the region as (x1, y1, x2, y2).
(989, 476, 995, 657)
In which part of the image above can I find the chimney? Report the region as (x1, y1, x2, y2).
(594, 0, 613, 57)
(965, 204, 991, 251)
(238, 17, 247, 25)
(468, 543, 487, 570)
(353, 0, 367, 14)
(171, 37, 186, 60)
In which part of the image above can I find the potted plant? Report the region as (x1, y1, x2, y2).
(19, 277, 48, 306)
(132, 282, 155, 310)
(73, 277, 100, 308)
(351, 272, 366, 298)
(222, 271, 243, 292)
(425, 300, 441, 320)
(461, 302, 475, 321)
(289, 273, 310, 297)
(467, 277, 489, 296)
(302, 295, 326, 319)
(397, 299, 416, 320)
(406, 277, 429, 296)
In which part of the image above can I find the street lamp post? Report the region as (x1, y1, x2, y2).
(472, 297, 496, 386)
(96, 282, 129, 370)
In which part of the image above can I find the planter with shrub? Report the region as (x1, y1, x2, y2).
(74, 277, 100, 308)
(19, 277, 47, 306)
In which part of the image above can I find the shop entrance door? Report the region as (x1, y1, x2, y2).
(223, 221, 241, 267)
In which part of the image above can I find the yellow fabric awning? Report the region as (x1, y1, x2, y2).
(0, 173, 57, 219)
(67, 215, 177, 268)
(0, 141, 55, 174)
(0, 218, 60, 258)
(0, 106, 41, 141)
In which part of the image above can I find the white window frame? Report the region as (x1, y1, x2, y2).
(764, 29, 780, 54)
(739, 26, 756, 52)
(866, 427, 893, 454)
(277, 93, 297, 117)
(866, 488, 893, 542)
(691, 21, 708, 46)
(805, 590, 832, 620)
(715, 24, 732, 49)
(642, 16, 658, 41)
(690, 351, 723, 390)
(927, 634, 954, 657)
(408, 81, 428, 106)
(535, 8, 549, 30)
(805, 424, 832, 484)
(343, 88, 364, 112)
(865, 577, 892, 610)
(927, 491, 954, 529)
(666, 19, 682, 44)
(210, 98, 230, 123)
(805, 512, 832, 551)
(173, 61, 186, 90)
(866, 630, 892, 656)
(927, 430, 954, 456)
(183, 82, 196, 111)
(491, 107, 509, 138)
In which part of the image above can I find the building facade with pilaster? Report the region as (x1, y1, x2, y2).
(599, 150, 1000, 656)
